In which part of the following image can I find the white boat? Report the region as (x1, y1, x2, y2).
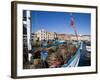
(62, 44, 81, 67)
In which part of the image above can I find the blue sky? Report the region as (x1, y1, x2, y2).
(30, 10, 91, 35)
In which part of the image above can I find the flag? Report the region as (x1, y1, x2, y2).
(70, 13, 74, 27)
(70, 13, 78, 41)
(70, 17, 74, 27)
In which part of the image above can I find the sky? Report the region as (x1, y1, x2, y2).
(30, 10, 91, 35)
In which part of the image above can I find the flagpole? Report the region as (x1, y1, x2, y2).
(73, 26, 78, 41)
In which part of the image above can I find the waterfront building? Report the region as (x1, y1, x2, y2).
(80, 35, 91, 41)
(35, 29, 57, 41)
(35, 29, 48, 41)
(47, 32, 57, 40)
(57, 34, 71, 41)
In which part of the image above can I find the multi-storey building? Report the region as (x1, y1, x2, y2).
(57, 34, 71, 41)
(47, 32, 57, 40)
(70, 34, 91, 41)
(70, 35, 78, 41)
(35, 29, 47, 41)
(80, 35, 91, 41)
(35, 29, 57, 41)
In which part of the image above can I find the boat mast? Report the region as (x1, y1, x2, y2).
(70, 13, 78, 42)
(26, 10, 32, 61)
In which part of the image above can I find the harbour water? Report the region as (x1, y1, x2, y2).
(78, 42, 91, 66)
